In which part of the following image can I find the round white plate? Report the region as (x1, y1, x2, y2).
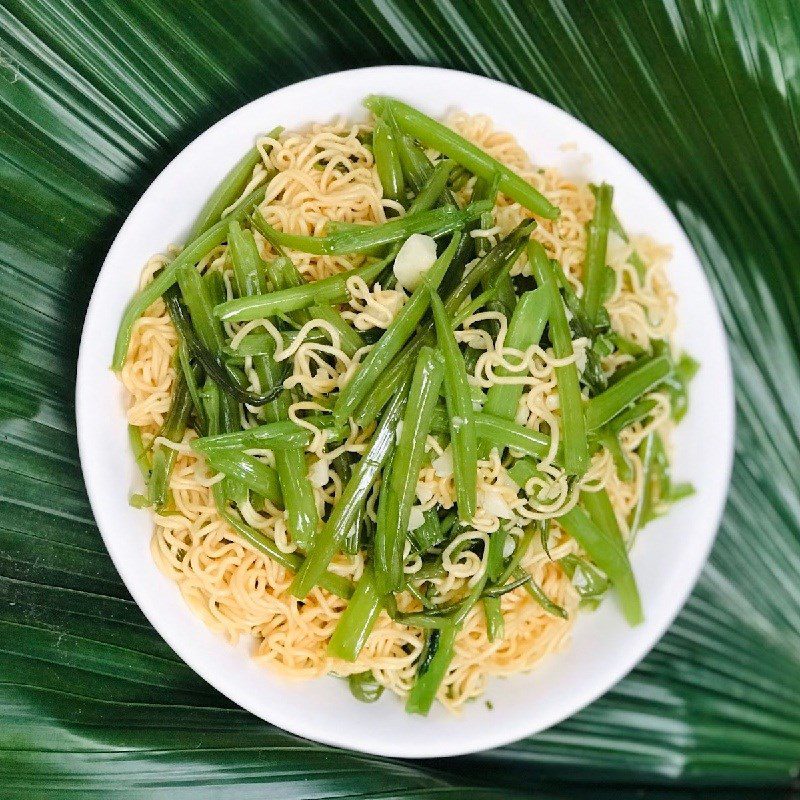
(76, 66, 734, 758)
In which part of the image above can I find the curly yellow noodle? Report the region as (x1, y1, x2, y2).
(120, 113, 676, 711)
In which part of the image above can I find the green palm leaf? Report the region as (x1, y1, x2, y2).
(1, 0, 798, 797)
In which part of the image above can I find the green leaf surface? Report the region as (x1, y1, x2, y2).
(1, 0, 799, 797)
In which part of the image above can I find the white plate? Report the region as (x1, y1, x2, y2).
(76, 66, 734, 758)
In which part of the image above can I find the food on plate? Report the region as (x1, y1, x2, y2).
(115, 97, 695, 713)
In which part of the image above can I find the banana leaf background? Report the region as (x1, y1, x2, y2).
(1, 0, 799, 796)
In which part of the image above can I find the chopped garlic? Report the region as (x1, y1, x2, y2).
(308, 459, 329, 488)
(502, 536, 516, 558)
(480, 487, 515, 519)
(393, 233, 437, 291)
(432, 446, 454, 478)
(416, 483, 435, 504)
(407, 506, 425, 531)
